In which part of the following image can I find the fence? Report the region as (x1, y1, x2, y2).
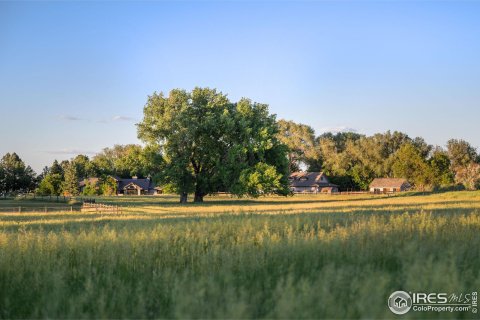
(330, 191, 370, 195)
(0, 206, 80, 213)
(81, 202, 122, 214)
(15, 193, 72, 203)
(14, 193, 101, 204)
(293, 190, 399, 196)
(0, 203, 122, 214)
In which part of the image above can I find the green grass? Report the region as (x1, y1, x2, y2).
(0, 191, 479, 318)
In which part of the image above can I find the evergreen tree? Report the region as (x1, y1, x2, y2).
(0, 152, 36, 193)
(37, 174, 63, 196)
(62, 163, 79, 196)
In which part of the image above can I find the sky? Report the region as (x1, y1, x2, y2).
(1, 1, 479, 172)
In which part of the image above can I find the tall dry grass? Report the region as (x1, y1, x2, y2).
(0, 191, 479, 318)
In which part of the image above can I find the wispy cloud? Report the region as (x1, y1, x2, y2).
(59, 115, 83, 121)
(112, 115, 135, 122)
(57, 114, 135, 123)
(320, 126, 358, 134)
(45, 149, 97, 155)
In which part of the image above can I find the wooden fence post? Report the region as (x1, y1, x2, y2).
(18, 206, 21, 213)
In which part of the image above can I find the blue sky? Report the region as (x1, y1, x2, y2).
(1, 1, 479, 172)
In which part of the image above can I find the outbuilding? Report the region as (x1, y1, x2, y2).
(369, 178, 410, 194)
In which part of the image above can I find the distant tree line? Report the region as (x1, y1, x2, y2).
(0, 145, 163, 197)
(277, 120, 480, 191)
(35, 145, 163, 196)
(2, 87, 479, 200)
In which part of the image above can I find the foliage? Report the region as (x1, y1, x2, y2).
(455, 163, 480, 190)
(447, 139, 478, 169)
(62, 163, 80, 196)
(49, 160, 64, 177)
(236, 162, 288, 197)
(316, 131, 364, 153)
(429, 148, 454, 187)
(71, 155, 98, 178)
(277, 120, 318, 172)
(92, 144, 163, 178)
(137, 87, 290, 202)
(100, 176, 118, 196)
(392, 143, 434, 191)
(36, 173, 63, 196)
(316, 131, 420, 190)
(0, 166, 4, 194)
(0, 152, 36, 194)
(81, 179, 101, 196)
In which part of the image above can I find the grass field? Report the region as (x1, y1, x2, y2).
(1, 191, 479, 318)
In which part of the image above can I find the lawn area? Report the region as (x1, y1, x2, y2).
(0, 191, 479, 318)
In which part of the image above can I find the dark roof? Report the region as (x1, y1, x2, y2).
(118, 178, 154, 190)
(289, 172, 338, 188)
(369, 178, 409, 188)
(78, 177, 156, 191)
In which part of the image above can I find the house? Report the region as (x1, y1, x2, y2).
(79, 176, 162, 195)
(369, 178, 410, 194)
(289, 172, 339, 193)
(116, 176, 162, 195)
(394, 296, 408, 308)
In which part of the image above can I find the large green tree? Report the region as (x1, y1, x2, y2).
(137, 87, 290, 203)
(36, 159, 65, 196)
(49, 160, 64, 177)
(277, 120, 318, 172)
(0, 153, 36, 194)
(62, 162, 80, 196)
(92, 144, 163, 178)
(392, 143, 434, 191)
(447, 139, 478, 169)
(72, 155, 98, 178)
(429, 148, 454, 187)
(36, 173, 63, 196)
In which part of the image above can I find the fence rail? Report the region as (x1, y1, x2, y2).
(15, 193, 72, 203)
(81, 202, 122, 213)
(293, 190, 399, 196)
(0, 206, 79, 213)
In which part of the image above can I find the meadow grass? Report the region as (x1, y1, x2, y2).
(0, 191, 479, 318)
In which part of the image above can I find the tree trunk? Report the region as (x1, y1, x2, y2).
(179, 192, 188, 204)
(194, 191, 204, 203)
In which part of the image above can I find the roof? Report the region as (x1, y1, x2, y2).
(78, 176, 156, 191)
(118, 178, 154, 190)
(369, 178, 409, 188)
(289, 172, 338, 188)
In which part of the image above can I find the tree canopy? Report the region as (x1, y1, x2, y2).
(0, 153, 36, 194)
(92, 145, 163, 179)
(137, 87, 290, 202)
(277, 120, 319, 172)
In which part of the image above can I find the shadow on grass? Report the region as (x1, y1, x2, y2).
(1, 205, 478, 234)
(99, 195, 403, 208)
